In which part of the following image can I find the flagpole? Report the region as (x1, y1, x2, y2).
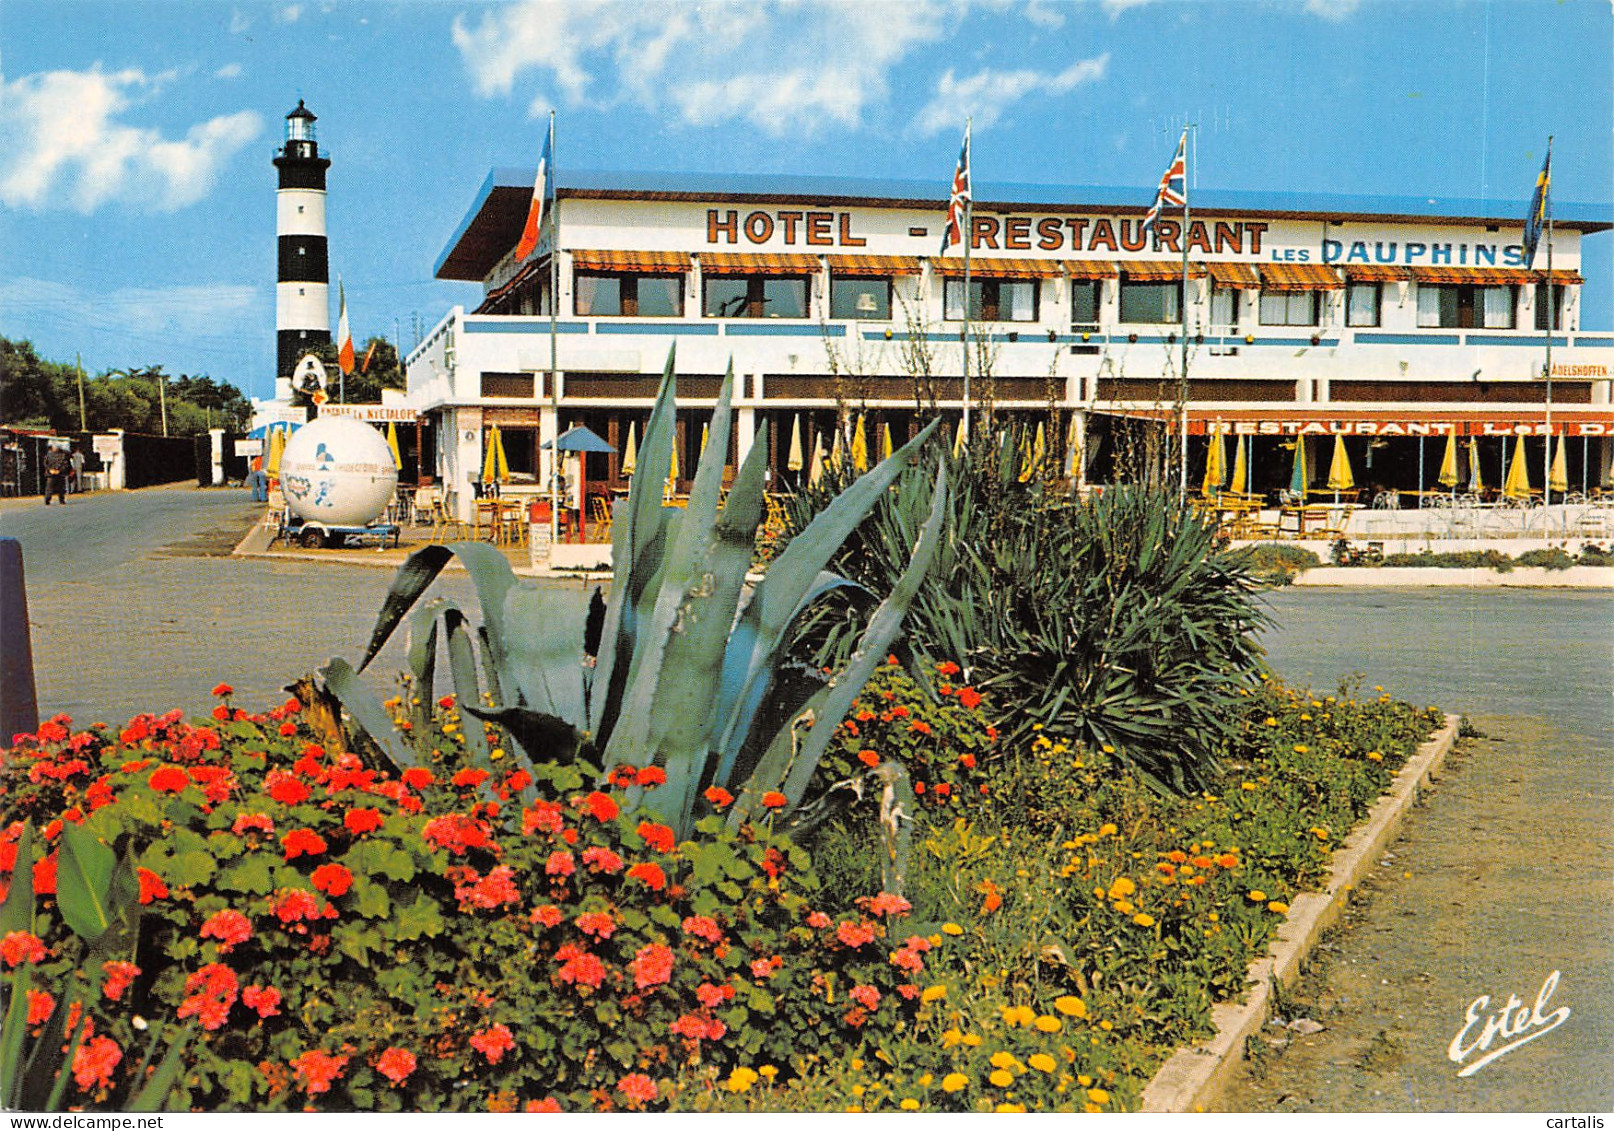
(548, 110, 560, 547)
(1542, 135, 1554, 507)
(962, 117, 973, 444)
(1178, 125, 1192, 498)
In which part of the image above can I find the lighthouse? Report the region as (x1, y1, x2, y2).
(273, 100, 332, 381)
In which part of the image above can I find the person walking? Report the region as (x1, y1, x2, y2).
(69, 448, 84, 494)
(42, 444, 69, 505)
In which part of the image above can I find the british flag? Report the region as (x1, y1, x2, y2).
(1140, 129, 1188, 244)
(939, 121, 971, 255)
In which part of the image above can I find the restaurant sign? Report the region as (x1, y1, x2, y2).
(320, 404, 419, 423)
(1191, 417, 1614, 438)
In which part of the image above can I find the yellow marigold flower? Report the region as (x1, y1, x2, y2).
(921, 985, 947, 1004)
(1028, 1053, 1057, 1073)
(1293, 744, 1308, 753)
(1132, 912, 1156, 928)
(1098, 822, 1118, 837)
(1101, 744, 1115, 754)
(1106, 876, 1136, 899)
(759, 1065, 778, 1081)
(918, 1074, 933, 1087)
(1247, 890, 1267, 902)
(1207, 912, 1219, 922)
(1087, 1087, 1110, 1104)
(850, 1058, 863, 1071)
(988, 1069, 1014, 1088)
(1054, 995, 1088, 1018)
(1299, 713, 1312, 721)
(1366, 751, 1384, 762)
(941, 1073, 968, 1093)
(941, 1028, 963, 1048)
(989, 1051, 1019, 1070)
(1034, 1015, 1062, 1033)
(1084, 1103, 1102, 1114)
(1112, 899, 1135, 915)
(725, 1067, 759, 1093)
(899, 1098, 919, 1110)
(489, 747, 505, 762)
(961, 1033, 982, 1047)
(941, 921, 964, 936)
(1268, 901, 1290, 914)
(850, 1083, 865, 1097)
(1240, 781, 1257, 791)
(1077, 1074, 1093, 1087)
(1264, 716, 1278, 726)
(996, 1103, 1027, 1113)
(1312, 827, 1330, 840)
(1099, 1020, 1113, 1031)
(1005, 1005, 1037, 1027)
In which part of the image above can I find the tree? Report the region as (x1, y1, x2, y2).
(288, 335, 405, 407)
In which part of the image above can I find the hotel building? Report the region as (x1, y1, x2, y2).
(405, 170, 1613, 517)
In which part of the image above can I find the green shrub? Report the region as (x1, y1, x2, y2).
(1239, 543, 1321, 585)
(787, 433, 1268, 795)
(1514, 547, 1576, 571)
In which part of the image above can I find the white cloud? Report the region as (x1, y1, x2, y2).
(277, 5, 302, 23)
(0, 66, 261, 213)
(452, 0, 957, 136)
(1303, 0, 1359, 19)
(1024, 0, 1065, 28)
(215, 63, 244, 80)
(911, 55, 1108, 136)
(228, 9, 251, 35)
(1101, 0, 1155, 17)
(0, 276, 262, 346)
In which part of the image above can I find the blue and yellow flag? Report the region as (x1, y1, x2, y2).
(1522, 142, 1551, 269)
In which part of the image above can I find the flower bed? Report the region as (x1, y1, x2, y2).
(1, 672, 1440, 1112)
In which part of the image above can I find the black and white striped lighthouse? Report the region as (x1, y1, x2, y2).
(274, 100, 332, 380)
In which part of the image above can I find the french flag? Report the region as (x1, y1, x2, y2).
(1140, 129, 1188, 243)
(939, 121, 971, 255)
(336, 280, 354, 375)
(514, 120, 553, 262)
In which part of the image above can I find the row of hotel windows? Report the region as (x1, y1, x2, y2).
(545, 271, 1567, 331)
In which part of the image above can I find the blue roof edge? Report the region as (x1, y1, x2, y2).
(485, 166, 1613, 226)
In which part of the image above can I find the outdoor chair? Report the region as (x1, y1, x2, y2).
(590, 496, 614, 542)
(410, 486, 440, 526)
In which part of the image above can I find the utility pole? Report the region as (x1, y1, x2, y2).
(75, 354, 87, 432)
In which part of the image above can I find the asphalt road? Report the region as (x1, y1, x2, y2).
(0, 483, 590, 726)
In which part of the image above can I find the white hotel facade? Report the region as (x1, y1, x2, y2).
(405, 171, 1613, 517)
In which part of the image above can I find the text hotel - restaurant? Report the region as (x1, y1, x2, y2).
(403, 169, 1613, 516)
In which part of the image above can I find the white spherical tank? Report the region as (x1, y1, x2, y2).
(279, 417, 398, 526)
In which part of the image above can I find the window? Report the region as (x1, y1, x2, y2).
(1070, 280, 1100, 328)
(1258, 290, 1320, 327)
(1416, 284, 1515, 329)
(574, 272, 683, 317)
(1209, 287, 1237, 331)
(481, 372, 535, 398)
(703, 276, 809, 318)
(944, 279, 1039, 322)
(1345, 283, 1380, 327)
(1534, 282, 1564, 330)
(830, 276, 892, 320)
(1118, 281, 1179, 324)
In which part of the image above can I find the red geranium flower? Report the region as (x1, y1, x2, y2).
(26, 989, 53, 1026)
(937, 661, 961, 676)
(580, 791, 618, 822)
(680, 914, 723, 943)
(401, 767, 434, 790)
(850, 984, 881, 1011)
(631, 943, 674, 989)
(451, 768, 489, 789)
(581, 845, 623, 874)
(281, 828, 327, 860)
(311, 863, 353, 897)
(635, 765, 667, 787)
(136, 868, 167, 905)
(211, 683, 234, 697)
(199, 909, 252, 953)
(626, 861, 665, 891)
(957, 686, 982, 711)
(637, 821, 676, 853)
(290, 1049, 349, 1096)
(232, 812, 274, 836)
(544, 850, 575, 877)
(469, 1023, 515, 1064)
(761, 791, 787, 809)
(703, 786, 733, 808)
(72, 1035, 122, 1093)
(616, 1072, 658, 1108)
(147, 765, 189, 793)
(1, 931, 47, 967)
(835, 921, 875, 948)
(375, 1047, 416, 1086)
(176, 963, 239, 1030)
(857, 750, 880, 768)
(343, 807, 384, 835)
(102, 961, 140, 1002)
(271, 888, 321, 924)
(266, 772, 310, 806)
(241, 984, 282, 1019)
(576, 911, 615, 939)
(530, 904, 563, 928)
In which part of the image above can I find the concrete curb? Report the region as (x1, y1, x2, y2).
(229, 522, 611, 582)
(1292, 566, 1614, 588)
(1139, 712, 1462, 1113)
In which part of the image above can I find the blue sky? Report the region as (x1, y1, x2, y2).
(3, 0, 1610, 403)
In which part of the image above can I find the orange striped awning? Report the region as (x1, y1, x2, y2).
(826, 254, 922, 276)
(1259, 262, 1344, 291)
(698, 252, 821, 276)
(1205, 261, 1261, 289)
(1118, 260, 1207, 280)
(571, 249, 692, 273)
(1340, 264, 1411, 282)
(1062, 259, 1119, 280)
(932, 257, 1066, 278)
(1543, 268, 1585, 286)
(1409, 266, 1535, 285)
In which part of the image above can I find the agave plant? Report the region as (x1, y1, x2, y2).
(318, 347, 946, 887)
